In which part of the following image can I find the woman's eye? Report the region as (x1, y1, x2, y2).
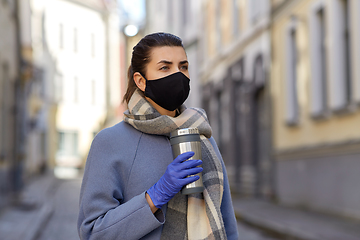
(181, 65, 188, 70)
(160, 66, 169, 70)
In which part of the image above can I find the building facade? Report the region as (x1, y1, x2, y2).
(145, 0, 203, 109)
(145, 0, 274, 198)
(20, 0, 51, 178)
(143, 0, 360, 221)
(41, 0, 120, 168)
(0, 0, 20, 209)
(271, 0, 360, 220)
(0, 0, 120, 210)
(0, 0, 49, 209)
(199, 0, 273, 198)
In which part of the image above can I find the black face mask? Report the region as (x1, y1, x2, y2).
(143, 72, 190, 111)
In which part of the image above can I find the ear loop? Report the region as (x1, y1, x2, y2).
(175, 108, 181, 117)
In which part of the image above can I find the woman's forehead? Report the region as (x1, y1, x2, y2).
(149, 46, 187, 62)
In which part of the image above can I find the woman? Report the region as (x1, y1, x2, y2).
(78, 32, 239, 240)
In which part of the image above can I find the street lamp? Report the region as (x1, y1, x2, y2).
(124, 24, 139, 37)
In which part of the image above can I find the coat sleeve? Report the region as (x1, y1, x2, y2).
(209, 137, 239, 240)
(77, 128, 165, 240)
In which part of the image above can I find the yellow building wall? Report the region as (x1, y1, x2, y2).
(221, 0, 232, 46)
(48, 104, 58, 169)
(205, 0, 247, 59)
(239, 0, 248, 32)
(271, 0, 286, 9)
(271, 0, 360, 151)
(205, 0, 216, 58)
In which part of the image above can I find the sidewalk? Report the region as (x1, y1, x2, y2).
(0, 171, 61, 240)
(233, 198, 360, 240)
(2, 172, 360, 240)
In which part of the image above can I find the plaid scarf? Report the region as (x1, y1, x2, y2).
(123, 90, 227, 240)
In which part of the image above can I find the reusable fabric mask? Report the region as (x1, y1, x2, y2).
(143, 71, 190, 111)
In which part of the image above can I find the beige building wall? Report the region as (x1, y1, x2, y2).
(271, 0, 360, 220)
(200, 0, 272, 195)
(201, 0, 271, 85)
(271, 0, 360, 151)
(204, 0, 216, 60)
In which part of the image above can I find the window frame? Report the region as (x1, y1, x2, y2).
(309, 0, 328, 119)
(284, 18, 299, 126)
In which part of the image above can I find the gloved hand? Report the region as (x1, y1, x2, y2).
(147, 151, 203, 209)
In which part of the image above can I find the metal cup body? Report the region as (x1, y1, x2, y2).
(170, 128, 204, 195)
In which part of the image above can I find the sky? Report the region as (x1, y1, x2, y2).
(118, 0, 146, 28)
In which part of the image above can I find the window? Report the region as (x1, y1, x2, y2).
(57, 131, 78, 156)
(58, 132, 64, 153)
(40, 133, 46, 160)
(353, 0, 360, 103)
(59, 24, 64, 49)
(91, 80, 96, 105)
(91, 33, 95, 57)
(74, 77, 78, 103)
(209, 88, 221, 144)
(285, 22, 299, 125)
(342, 0, 352, 104)
(309, 4, 328, 117)
(327, 0, 353, 111)
(254, 55, 264, 87)
(233, 0, 239, 36)
(55, 74, 63, 102)
(74, 28, 78, 53)
(249, 0, 259, 23)
(249, 0, 268, 24)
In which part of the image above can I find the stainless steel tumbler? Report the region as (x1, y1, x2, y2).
(170, 128, 204, 195)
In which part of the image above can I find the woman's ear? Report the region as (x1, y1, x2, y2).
(133, 72, 146, 92)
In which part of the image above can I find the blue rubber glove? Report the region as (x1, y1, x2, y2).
(147, 151, 203, 209)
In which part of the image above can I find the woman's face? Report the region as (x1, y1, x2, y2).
(133, 46, 189, 116)
(145, 46, 189, 80)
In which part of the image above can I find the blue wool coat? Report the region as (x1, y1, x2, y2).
(78, 121, 239, 240)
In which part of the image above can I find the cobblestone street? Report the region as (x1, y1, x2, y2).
(21, 170, 279, 240)
(37, 177, 81, 240)
(2, 169, 359, 240)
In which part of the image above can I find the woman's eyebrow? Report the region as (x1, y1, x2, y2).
(157, 60, 188, 65)
(157, 60, 172, 64)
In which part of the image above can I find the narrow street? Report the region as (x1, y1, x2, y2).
(37, 177, 82, 240)
(34, 170, 279, 240)
(237, 222, 279, 240)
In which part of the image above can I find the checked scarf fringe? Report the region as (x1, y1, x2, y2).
(123, 90, 227, 240)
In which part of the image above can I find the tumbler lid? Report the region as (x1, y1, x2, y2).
(170, 128, 199, 138)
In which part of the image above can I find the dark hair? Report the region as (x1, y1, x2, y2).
(122, 32, 184, 104)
